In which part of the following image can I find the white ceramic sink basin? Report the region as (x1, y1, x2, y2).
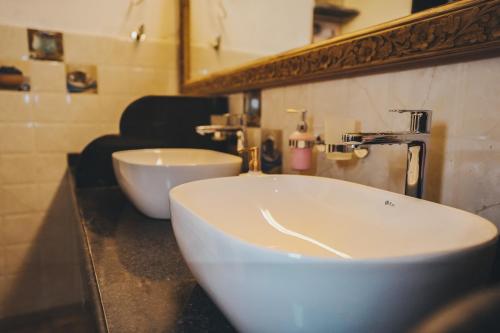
(112, 148, 241, 219)
(170, 175, 498, 333)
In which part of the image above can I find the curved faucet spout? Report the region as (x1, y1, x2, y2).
(195, 113, 248, 157)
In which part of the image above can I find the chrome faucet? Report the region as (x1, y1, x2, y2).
(195, 113, 247, 152)
(328, 110, 432, 198)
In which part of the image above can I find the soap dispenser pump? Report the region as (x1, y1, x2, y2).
(286, 108, 315, 171)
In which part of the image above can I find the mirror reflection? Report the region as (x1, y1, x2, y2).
(188, 0, 457, 80)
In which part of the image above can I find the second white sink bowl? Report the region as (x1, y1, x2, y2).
(170, 175, 498, 333)
(112, 148, 241, 219)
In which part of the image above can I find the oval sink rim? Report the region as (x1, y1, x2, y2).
(170, 174, 499, 264)
(112, 148, 242, 168)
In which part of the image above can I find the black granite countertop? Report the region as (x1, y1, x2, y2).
(68, 159, 236, 333)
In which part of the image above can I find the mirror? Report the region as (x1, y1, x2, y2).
(180, 0, 500, 95)
(188, 0, 453, 80)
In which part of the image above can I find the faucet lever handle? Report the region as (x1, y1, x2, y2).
(389, 109, 432, 133)
(238, 146, 261, 173)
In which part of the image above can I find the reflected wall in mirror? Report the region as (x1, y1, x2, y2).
(189, 0, 418, 80)
(189, 0, 312, 79)
(180, 0, 500, 95)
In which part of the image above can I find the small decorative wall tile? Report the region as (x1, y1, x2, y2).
(0, 60, 30, 91)
(65, 64, 98, 94)
(27, 29, 64, 61)
(261, 129, 283, 174)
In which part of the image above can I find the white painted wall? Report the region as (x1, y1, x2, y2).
(0, 0, 178, 41)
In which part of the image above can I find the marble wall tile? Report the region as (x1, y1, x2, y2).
(317, 145, 407, 193)
(450, 138, 500, 218)
(457, 57, 500, 141)
(261, 87, 285, 129)
(253, 57, 500, 230)
(310, 78, 350, 131)
(228, 93, 244, 116)
(424, 135, 457, 205)
(386, 62, 463, 136)
(345, 73, 392, 128)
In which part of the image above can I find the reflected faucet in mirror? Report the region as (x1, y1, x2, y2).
(195, 113, 247, 152)
(328, 110, 432, 199)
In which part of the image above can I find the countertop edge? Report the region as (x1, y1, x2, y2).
(67, 164, 109, 333)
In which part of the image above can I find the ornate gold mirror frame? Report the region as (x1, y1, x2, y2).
(179, 0, 500, 95)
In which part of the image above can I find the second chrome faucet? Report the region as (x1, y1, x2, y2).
(195, 113, 247, 152)
(196, 113, 262, 172)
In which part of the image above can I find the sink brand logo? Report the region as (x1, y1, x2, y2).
(385, 200, 395, 207)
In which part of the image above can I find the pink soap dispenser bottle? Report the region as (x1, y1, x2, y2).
(287, 108, 315, 171)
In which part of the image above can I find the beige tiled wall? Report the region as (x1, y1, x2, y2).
(231, 56, 500, 229)
(0, 24, 177, 318)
